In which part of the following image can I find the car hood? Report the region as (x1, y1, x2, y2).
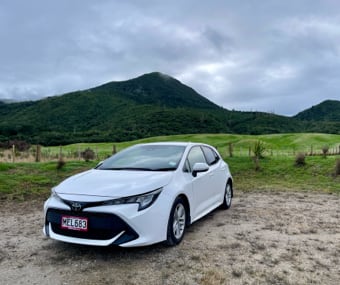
(55, 169, 174, 201)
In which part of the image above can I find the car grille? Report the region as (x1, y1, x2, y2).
(46, 209, 138, 244)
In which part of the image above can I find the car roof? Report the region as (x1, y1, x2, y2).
(137, 142, 208, 147)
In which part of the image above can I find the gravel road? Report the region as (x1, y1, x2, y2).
(1, 191, 339, 285)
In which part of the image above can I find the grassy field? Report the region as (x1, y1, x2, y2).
(0, 133, 339, 200)
(0, 161, 98, 200)
(41, 133, 340, 160)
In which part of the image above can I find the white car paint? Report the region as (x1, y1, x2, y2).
(43, 142, 233, 247)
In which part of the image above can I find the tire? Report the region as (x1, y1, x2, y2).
(164, 197, 187, 246)
(221, 182, 232, 210)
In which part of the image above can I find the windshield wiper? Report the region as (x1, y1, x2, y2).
(100, 167, 176, 171)
(100, 167, 154, 171)
(151, 167, 177, 171)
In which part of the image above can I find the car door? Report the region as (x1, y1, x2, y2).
(186, 146, 217, 221)
(201, 146, 226, 201)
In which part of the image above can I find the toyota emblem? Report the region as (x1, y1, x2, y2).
(71, 202, 82, 212)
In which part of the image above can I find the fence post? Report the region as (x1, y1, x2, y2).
(228, 143, 233, 157)
(35, 145, 41, 162)
(12, 144, 15, 163)
(78, 146, 81, 160)
(59, 146, 62, 160)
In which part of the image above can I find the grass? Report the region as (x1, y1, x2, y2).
(0, 161, 97, 200)
(0, 133, 339, 200)
(229, 155, 340, 192)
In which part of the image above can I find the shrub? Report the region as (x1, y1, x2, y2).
(322, 145, 329, 157)
(0, 140, 31, 152)
(295, 153, 306, 166)
(81, 148, 95, 162)
(252, 140, 266, 159)
(56, 158, 66, 170)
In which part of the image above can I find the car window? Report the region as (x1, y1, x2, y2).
(202, 146, 220, 166)
(99, 145, 186, 171)
(186, 146, 207, 170)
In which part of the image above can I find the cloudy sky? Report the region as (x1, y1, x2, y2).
(1, 0, 340, 115)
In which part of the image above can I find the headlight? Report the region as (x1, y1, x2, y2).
(51, 187, 63, 201)
(103, 188, 162, 211)
(51, 187, 57, 197)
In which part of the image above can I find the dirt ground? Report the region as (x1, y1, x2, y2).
(1, 191, 339, 285)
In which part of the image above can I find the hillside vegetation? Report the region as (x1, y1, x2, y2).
(0, 72, 339, 146)
(295, 100, 340, 121)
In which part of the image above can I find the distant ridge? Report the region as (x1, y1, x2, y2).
(0, 72, 339, 145)
(294, 100, 340, 122)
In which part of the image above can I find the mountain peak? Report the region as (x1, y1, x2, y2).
(138, 71, 171, 78)
(94, 72, 220, 109)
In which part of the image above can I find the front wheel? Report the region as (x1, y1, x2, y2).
(164, 197, 187, 246)
(221, 182, 232, 209)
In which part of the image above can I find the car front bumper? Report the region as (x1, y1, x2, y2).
(43, 195, 171, 247)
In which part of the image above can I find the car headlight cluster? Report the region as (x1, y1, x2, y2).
(103, 188, 162, 211)
(50, 187, 162, 211)
(51, 187, 63, 201)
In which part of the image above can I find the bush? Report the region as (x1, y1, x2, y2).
(0, 140, 31, 151)
(252, 140, 266, 159)
(56, 158, 66, 170)
(295, 153, 306, 166)
(322, 145, 329, 157)
(81, 148, 95, 162)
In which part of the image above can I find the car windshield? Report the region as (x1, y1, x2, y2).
(98, 145, 186, 171)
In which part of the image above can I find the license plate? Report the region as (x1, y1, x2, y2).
(61, 216, 88, 231)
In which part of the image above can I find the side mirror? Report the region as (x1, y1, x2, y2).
(192, 162, 209, 177)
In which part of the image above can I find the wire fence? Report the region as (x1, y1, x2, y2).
(0, 144, 117, 163)
(222, 146, 340, 158)
(1, 143, 339, 163)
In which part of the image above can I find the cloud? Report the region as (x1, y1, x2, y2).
(1, 0, 340, 115)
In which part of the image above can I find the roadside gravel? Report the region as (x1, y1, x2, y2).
(1, 191, 339, 285)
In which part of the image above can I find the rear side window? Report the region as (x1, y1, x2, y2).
(202, 146, 220, 166)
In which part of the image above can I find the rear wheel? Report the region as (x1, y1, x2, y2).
(221, 182, 232, 209)
(165, 197, 187, 246)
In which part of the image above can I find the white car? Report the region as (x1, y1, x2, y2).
(43, 142, 233, 247)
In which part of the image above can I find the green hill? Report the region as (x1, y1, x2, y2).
(92, 72, 220, 109)
(0, 72, 229, 145)
(293, 100, 340, 134)
(294, 100, 340, 122)
(0, 72, 339, 145)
